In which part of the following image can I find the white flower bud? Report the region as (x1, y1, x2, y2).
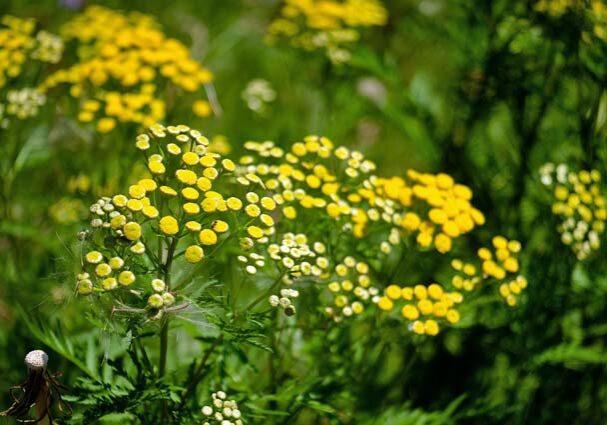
(25, 350, 48, 371)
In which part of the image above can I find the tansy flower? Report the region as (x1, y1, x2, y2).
(41, 6, 214, 133)
(451, 236, 527, 306)
(540, 163, 605, 260)
(185, 245, 204, 263)
(267, 0, 388, 64)
(159, 216, 179, 236)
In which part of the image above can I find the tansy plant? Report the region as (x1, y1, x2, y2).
(0, 15, 63, 128)
(73, 123, 527, 421)
(41, 5, 215, 135)
(266, 0, 388, 64)
(539, 163, 606, 260)
(77, 121, 524, 362)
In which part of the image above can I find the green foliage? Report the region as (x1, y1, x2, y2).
(1, 0, 607, 424)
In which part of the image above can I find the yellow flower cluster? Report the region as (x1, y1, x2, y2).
(376, 282, 463, 336)
(239, 137, 375, 224)
(77, 124, 274, 309)
(540, 163, 605, 260)
(267, 0, 388, 63)
(0, 16, 62, 126)
(239, 137, 485, 256)
(374, 171, 485, 253)
(325, 256, 379, 321)
(534, 0, 577, 16)
(0, 15, 63, 87)
(592, 1, 607, 41)
(49, 197, 88, 225)
(535, 0, 607, 43)
(66, 174, 92, 194)
(147, 278, 175, 310)
(452, 236, 526, 306)
(74, 124, 509, 335)
(79, 250, 137, 294)
(41, 6, 213, 133)
(0, 15, 36, 87)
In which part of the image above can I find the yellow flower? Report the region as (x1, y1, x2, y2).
(126, 198, 143, 211)
(427, 283, 443, 300)
(283, 206, 297, 219)
(245, 204, 261, 217)
(199, 229, 218, 245)
(504, 257, 519, 273)
(78, 280, 93, 295)
(193, 99, 212, 117)
(123, 222, 142, 241)
(85, 250, 103, 264)
(95, 263, 112, 277)
(160, 185, 177, 196)
(401, 304, 419, 320)
(182, 187, 199, 200)
(142, 205, 159, 218)
(417, 299, 433, 315)
(416, 232, 432, 248)
(97, 117, 116, 133)
(183, 202, 201, 215)
(186, 221, 202, 232)
(148, 294, 164, 308)
(411, 320, 425, 334)
(182, 152, 199, 166)
(377, 296, 393, 311)
(446, 309, 460, 324)
(118, 270, 135, 285)
(128, 184, 146, 199)
(200, 154, 217, 167)
(148, 161, 166, 175)
(211, 220, 229, 233)
(109, 257, 124, 269)
(138, 178, 157, 191)
(402, 212, 420, 230)
(385, 284, 401, 300)
(176, 169, 197, 185)
(424, 319, 439, 336)
(185, 245, 204, 263)
(102, 277, 118, 291)
(222, 159, 236, 171)
(247, 225, 264, 239)
(401, 287, 413, 300)
(197, 177, 213, 192)
(159, 216, 179, 236)
(414, 285, 427, 299)
(112, 194, 128, 207)
(434, 233, 452, 253)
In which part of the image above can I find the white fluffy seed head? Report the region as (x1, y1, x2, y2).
(25, 350, 48, 371)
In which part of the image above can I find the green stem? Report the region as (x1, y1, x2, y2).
(178, 272, 286, 407)
(243, 272, 287, 313)
(158, 319, 169, 377)
(179, 335, 224, 406)
(158, 237, 177, 378)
